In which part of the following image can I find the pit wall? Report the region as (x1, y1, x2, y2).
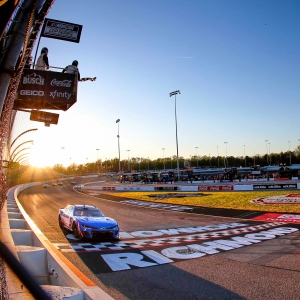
(2, 182, 114, 300)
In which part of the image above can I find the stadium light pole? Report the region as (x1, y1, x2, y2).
(265, 140, 268, 165)
(268, 142, 271, 165)
(289, 141, 291, 165)
(10, 128, 38, 149)
(244, 144, 246, 167)
(170, 90, 181, 181)
(127, 150, 130, 172)
(195, 147, 198, 168)
(10, 141, 33, 161)
(217, 146, 219, 168)
(161, 148, 165, 170)
(116, 119, 121, 172)
(96, 149, 100, 174)
(224, 142, 228, 168)
(15, 153, 30, 163)
(10, 147, 31, 162)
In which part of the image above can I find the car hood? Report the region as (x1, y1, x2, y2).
(76, 217, 118, 227)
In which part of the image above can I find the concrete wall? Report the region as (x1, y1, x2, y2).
(2, 183, 114, 300)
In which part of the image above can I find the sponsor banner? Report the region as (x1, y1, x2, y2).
(154, 186, 178, 191)
(54, 222, 298, 272)
(0, 0, 21, 40)
(41, 18, 82, 43)
(198, 185, 233, 191)
(253, 184, 297, 190)
(102, 187, 116, 191)
(251, 194, 300, 205)
(148, 193, 205, 200)
(121, 186, 142, 191)
(30, 110, 59, 125)
(252, 213, 300, 224)
(16, 69, 76, 110)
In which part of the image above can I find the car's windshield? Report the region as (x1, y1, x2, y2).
(74, 208, 104, 217)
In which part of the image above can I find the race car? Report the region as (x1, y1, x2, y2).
(58, 204, 119, 239)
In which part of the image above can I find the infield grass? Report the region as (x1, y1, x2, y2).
(107, 191, 300, 213)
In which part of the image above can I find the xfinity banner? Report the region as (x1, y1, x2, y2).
(16, 69, 76, 110)
(41, 18, 82, 43)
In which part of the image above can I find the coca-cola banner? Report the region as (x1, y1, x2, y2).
(15, 69, 77, 111)
(41, 18, 82, 43)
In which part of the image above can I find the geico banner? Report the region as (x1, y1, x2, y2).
(17, 69, 76, 105)
(41, 18, 82, 43)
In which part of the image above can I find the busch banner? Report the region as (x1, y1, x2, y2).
(41, 18, 82, 43)
(15, 69, 77, 111)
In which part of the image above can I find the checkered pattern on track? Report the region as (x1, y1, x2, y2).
(53, 222, 285, 253)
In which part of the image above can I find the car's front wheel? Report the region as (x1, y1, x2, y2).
(72, 222, 80, 238)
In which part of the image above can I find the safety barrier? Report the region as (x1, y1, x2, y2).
(80, 184, 252, 192)
(80, 182, 300, 192)
(2, 183, 114, 300)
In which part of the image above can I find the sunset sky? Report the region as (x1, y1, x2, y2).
(16, 0, 300, 167)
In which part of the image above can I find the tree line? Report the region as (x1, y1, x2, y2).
(51, 149, 300, 175)
(6, 149, 300, 187)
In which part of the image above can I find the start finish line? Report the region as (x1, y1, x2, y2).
(54, 222, 299, 272)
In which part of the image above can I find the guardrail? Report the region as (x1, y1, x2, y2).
(2, 182, 114, 300)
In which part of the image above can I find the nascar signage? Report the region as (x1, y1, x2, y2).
(253, 184, 297, 190)
(41, 18, 82, 43)
(30, 110, 59, 125)
(15, 69, 77, 111)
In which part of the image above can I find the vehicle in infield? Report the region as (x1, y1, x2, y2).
(58, 204, 120, 239)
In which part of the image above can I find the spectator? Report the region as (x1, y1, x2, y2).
(35, 47, 49, 70)
(62, 60, 80, 81)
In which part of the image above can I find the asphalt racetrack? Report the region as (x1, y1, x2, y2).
(17, 178, 300, 300)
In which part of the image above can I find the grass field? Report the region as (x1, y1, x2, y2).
(107, 190, 300, 213)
